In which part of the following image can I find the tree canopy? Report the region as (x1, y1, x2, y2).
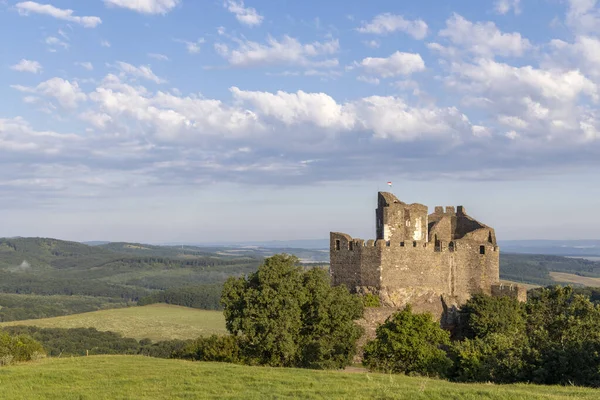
(221, 254, 364, 369)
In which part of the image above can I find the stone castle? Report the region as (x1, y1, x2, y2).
(330, 192, 526, 321)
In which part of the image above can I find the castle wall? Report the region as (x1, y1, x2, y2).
(330, 233, 381, 291)
(374, 238, 499, 310)
(492, 283, 528, 302)
(331, 192, 520, 324)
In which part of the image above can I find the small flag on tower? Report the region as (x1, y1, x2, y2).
(387, 181, 392, 187)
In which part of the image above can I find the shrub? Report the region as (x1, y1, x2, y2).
(450, 333, 530, 383)
(362, 305, 452, 377)
(176, 335, 241, 363)
(0, 332, 46, 366)
(361, 293, 381, 308)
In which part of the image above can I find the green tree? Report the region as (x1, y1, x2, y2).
(221, 254, 363, 369)
(362, 305, 452, 377)
(525, 285, 600, 386)
(450, 333, 529, 383)
(298, 268, 364, 369)
(455, 293, 526, 340)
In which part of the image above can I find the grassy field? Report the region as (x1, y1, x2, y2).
(0, 356, 599, 400)
(550, 272, 600, 287)
(0, 304, 226, 341)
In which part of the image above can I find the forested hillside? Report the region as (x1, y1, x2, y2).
(2, 237, 600, 323)
(0, 238, 262, 321)
(500, 253, 600, 286)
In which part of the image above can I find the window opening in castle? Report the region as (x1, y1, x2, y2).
(335, 240, 340, 251)
(449, 241, 455, 252)
(480, 245, 485, 255)
(349, 241, 354, 251)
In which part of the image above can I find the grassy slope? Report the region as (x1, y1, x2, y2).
(1, 356, 599, 400)
(0, 304, 226, 341)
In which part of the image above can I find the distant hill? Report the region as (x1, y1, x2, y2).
(499, 240, 600, 257)
(0, 237, 262, 301)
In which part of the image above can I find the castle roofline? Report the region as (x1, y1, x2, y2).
(378, 192, 402, 206)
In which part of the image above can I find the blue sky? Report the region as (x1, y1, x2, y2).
(1, 0, 600, 243)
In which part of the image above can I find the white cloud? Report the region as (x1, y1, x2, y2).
(230, 87, 355, 130)
(12, 78, 87, 109)
(88, 75, 261, 140)
(446, 58, 599, 144)
(148, 53, 169, 61)
(215, 35, 339, 68)
(566, 0, 600, 34)
(363, 40, 380, 49)
(357, 76, 380, 85)
(348, 96, 472, 140)
(545, 36, 600, 80)
(104, 0, 180, 15)
(451, 59, 598, 102)
(82, 75, 476, 144)
(439, 14, 532, 57)
(10, 59, 42, 74)
(75, 62, 94, 71)
(358, 52, 425, 78)
(178, 38, 205, 54)
(224, 0, 263, 27)
(45, 36, 69, 51)
(114, 62, 165, 84)
(357, 13, 428, 40)
(495, 0, 521, 15)
(101, 40, 111, 48)
(15, 1, 101, 28)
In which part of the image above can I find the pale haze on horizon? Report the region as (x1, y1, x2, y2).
(1, 0, 600, 244)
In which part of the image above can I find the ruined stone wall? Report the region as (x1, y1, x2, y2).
(376, 193, 428, 243)
(371, 238, 500, 316)
(329, 233, 381, 291)
(492, 283, 528, 302)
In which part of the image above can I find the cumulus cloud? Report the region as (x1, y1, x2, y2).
(12, 78, 87, 109)
(104, 0, 180, 15)
(544, 36, 600, 80)
(114, 62, 165, 84)
(495, 0, 521, 15)
(11, 59, 42, 74)
(15, 2, 101, 28)
(446, 58, 599, 144)
(357, 13, 428, 40)
(224, 0, 263, 27)
(215, 35, 339, 68)
(439, 14, 532, 58)
(358, 52, 426, 78)
(566, 0, 600, 35)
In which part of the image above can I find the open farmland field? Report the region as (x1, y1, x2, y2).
(0, 304, 226, 341)
(1, 356, 599, 400)
(550, 272, 600, 287)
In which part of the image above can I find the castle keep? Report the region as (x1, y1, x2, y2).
(330, 192, 525, 319)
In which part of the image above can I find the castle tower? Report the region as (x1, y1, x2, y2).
(375, 192, 428, 243)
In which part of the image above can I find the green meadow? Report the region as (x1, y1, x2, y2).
(0, 355, 598, 400)
(0, 304, 226, 341)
